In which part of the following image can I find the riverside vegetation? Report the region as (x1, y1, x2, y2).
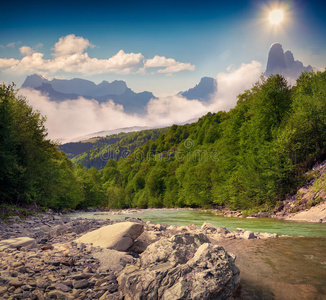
(1, 70, 326, 213)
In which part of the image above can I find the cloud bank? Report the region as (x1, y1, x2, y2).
(0, 34, 194, 76)
(19, 61, 262, 142)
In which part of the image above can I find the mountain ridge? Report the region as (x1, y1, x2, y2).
(180, 76, 217, 101)
(265, 43, 312, 79)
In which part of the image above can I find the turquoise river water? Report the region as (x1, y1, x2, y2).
(67, 209, 326, 299)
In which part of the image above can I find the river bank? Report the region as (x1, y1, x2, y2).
(1, 212, 326, 299)
(0, 211, 286, 299)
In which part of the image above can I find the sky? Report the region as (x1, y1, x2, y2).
(1, 0, 326, 140)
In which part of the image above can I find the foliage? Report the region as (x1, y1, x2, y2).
(2, 70, 326, 211)
(93, 71, 326, 210)
(0, 85, 84, 209)
(66, 128, 169, 169)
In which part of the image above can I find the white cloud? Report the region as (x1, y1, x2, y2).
(209, 61, 262, 111)
(19, 88, 146, 141)
(0, 35, 194, 76)
(53, 34, 93, 56)
(7, 42, 15, 48)
(18, 61, 262, 142)
(144, 55, 195, 74)
(20, 46, 35, 56)
(0, 58, 20, 68)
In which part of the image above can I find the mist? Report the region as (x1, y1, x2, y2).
(19, 61, 262, 142)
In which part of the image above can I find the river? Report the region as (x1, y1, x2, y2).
(67, 209, 326, 299)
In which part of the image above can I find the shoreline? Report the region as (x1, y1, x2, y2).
(0, 212, 325, 299)
(0, 213, 276, 299)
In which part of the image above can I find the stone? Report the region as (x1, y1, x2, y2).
(36, 278, 50, 289)
(12, 262, 24, 268)
(8, 279, 23, 288)
(33, 289, 45, 300)
(83, 266, 93, 273)
(73, 279, 89, 289)
(216, 226, 231, 235)
(187, 223, 198, 231)
(41, 245, 53, 250)
(71, 273, 93, 280)
(93, 249, 135, 274)
(54, 283, 72, 292)
(118, 233, 240, 300)
(241, 231, 255, 239)
(200, 222, 217, 232)
(0, 237, 37, 250)
(61, 257, 75, 266)
(258, 232, 279, 239)
(48, 289, 74, 299)
(0, 286, 7, 296)
(75, 222, 144, 251)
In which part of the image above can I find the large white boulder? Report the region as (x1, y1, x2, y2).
(75, 222, 144, 251)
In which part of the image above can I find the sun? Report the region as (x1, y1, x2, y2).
(269, 9, 284, 25)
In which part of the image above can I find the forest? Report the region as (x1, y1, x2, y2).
(1, 70, 326, 211)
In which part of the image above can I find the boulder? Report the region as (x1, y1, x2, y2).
(201, 222, 217, 232)
(241, 231, 255, 239)
(0, 237, 37, 250)
(216, 226, 231, 235)
(93, 249, 135, 274)
(118, 233, 240, 300)
(257, 232, 278, 239)
(75, 222, 144, 251)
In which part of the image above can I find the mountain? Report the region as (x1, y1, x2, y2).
(265, 43, 312, 79)
(59, 127, 170, 169)
(21, 74, 49, 89)
(69, 126, 153, 142)
(180, 77, 217, 101)
(21, 74, 155, 114)
(35, 83, 80, 101)
(22, 75, 128, 96)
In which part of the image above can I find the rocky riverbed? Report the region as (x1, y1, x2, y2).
(0, 213, 280, 299)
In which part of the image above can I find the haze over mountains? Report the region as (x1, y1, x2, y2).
(22, 75, 155, 114)
(22, 74, 217, 115)
(180, 77, 217, 101)
(19, 43, 314, 142)
(265, 43, 312, 80)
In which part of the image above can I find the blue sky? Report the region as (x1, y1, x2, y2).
(1, 0, 326, 95)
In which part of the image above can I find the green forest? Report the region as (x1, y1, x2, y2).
(1, 70, 326, 211)
(63, 128, 169, 169)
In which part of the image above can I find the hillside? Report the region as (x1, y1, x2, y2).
(94, 70, 326, 209)
(60, 128, 169, 169)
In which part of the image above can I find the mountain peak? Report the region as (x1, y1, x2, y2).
(265, 43, 312, 79)
(21, 74, 49, 88)
(181, 76, 217, 101)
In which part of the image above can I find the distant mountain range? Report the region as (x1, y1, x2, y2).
(22, 75, 155, 114)
(21, 43, 312, 120)
(265, 43, 312, 79)
(21, 74, 217, 115)
(69, 126, 153, 142)
(180, 77, 217, 101)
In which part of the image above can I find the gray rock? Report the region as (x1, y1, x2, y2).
(0, 286, 6, 296)
(54, 283, 72, 292)
(93, 249, 135, 274)
(0, 237, 37, 250)
(201, 222, 217, 232)
(75, 222, 144, 251)
(73, 279, 89, 289)
(241, 231, 255, 239)
(118, 233, 240, 300)
(48, 289, 74, 299)
(216, 226, 231, 235)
